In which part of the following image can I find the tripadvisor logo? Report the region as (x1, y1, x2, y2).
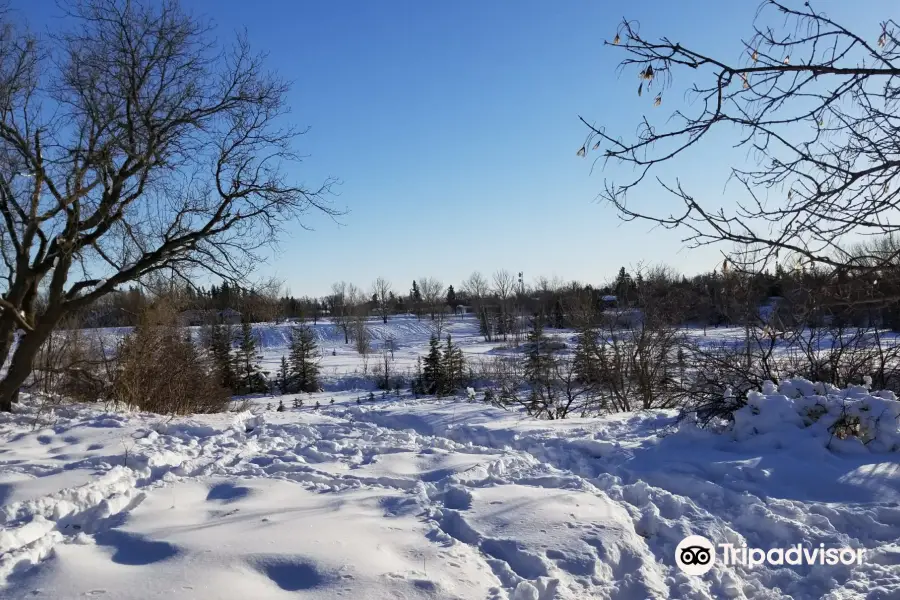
(675, 535, 865, 575)
(675, 535, 716, 575)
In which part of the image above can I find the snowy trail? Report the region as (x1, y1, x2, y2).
(339, 399, 900, 599)
(0, 402, 666, 599)
(2, 394, 900, 599)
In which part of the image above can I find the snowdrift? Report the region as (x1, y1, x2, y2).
(713, 378, 900, 453)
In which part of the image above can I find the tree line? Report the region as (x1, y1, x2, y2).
(69, 244, 900, 344)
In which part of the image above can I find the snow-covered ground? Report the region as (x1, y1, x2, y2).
(2, 317, 900, 599)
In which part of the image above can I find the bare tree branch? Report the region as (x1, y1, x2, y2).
(582, 1, 900, 274)
(0, 0, 340, 410)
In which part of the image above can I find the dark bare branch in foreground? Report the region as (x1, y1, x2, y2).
(582, 1, 900, 273)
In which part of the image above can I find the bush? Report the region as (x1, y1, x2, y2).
(113, 304, 230, 414)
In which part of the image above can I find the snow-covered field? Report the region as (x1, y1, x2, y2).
(2, 317, 900, 599)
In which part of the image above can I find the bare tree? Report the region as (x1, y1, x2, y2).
(347, 283, 370, 356)
(492, 269, 515, 301)
(0, 0, 338, 411)
(431, 301, 449, 338)
(237, 278, 285, 324)
(462, 271, 492, 342)
(492, 270, 516, 341)
(375, 349, 393, 390)
(347, 283, 365, 315)
(461, 271, 489, 300)
(477, 354, 599, 420)
(581, 1, 900, 274)
(330, 281, 353, 344)
(418, 277, 443, 321)
(372, 277, 392, 324)
(572, 265, 693, 412)
(353, 316, 370, 356)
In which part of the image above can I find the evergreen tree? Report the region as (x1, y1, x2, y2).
(411, 280, 422, 318)
(573, 324, 601, 386)
(277, 356, 290, 394)
(441, 334, 466, 394)
(210, 319, 237, 391)
(288, 324, 320, 392)
(524, 314, 553, 385)
(421, 336, 443, 395)
(235, 318, 267, 394)
(411, 357, 424, 396)
(219, 281, 234, 310)
(614, 267, 634, 307)
(446, 285, 458, 313)
(552, 299, 565, 329)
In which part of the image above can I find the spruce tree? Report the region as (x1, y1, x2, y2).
(573, 325, 600, 385)
(289, 324, 320, 393)
(421, 336, 443, 395)
(278, 356, 290, 394)
(553, 299, 565, 329)
(235, 318, 266, 394)
(411, 280, 422, 318)
(524, 314, 553, 386)
(412, 356, 424, 396)
(446, 285, 458, 314)
(441, 334, 466, 394)
(210, 319, 237, 392)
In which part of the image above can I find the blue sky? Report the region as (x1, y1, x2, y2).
(14, 1, 887, 297)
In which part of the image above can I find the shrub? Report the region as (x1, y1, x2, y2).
(113, 304, 229, 414)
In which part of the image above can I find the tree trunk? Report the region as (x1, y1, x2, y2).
(0, 314, 61, 412)
(0, 317, 17, 371)
(0, 275, 37, 369)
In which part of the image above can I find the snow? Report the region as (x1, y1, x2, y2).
(728, 379, 900, 453)
(1, 319, 900, 598)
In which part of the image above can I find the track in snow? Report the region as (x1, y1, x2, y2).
(2, 394, 900, 599)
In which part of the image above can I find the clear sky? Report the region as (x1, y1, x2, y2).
(13, 1, 889, 298)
